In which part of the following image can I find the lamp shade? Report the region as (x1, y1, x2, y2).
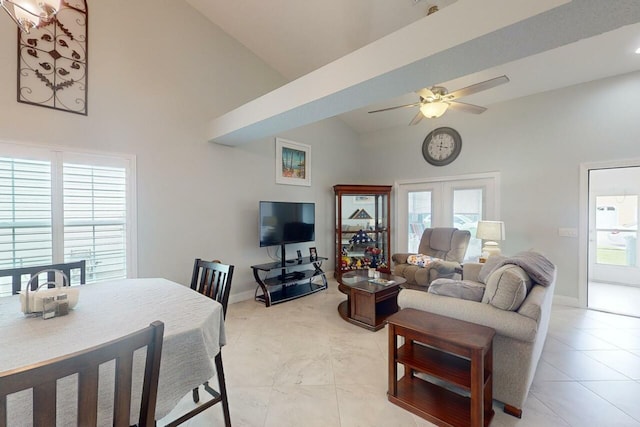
(420, 101, 449, 118)
(476, 220, 505, 241)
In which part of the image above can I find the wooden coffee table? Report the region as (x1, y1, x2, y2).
(337, 271, 406, 331)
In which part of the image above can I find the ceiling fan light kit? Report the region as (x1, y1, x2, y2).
(369, 75, 510, 125)
(419, 101, 448, 118)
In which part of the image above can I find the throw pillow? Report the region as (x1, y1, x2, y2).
(478, 255, 507, 284)
(407, 254, 438, 267)
(482, 264, 532, 311)
(428, 279, 485, 302)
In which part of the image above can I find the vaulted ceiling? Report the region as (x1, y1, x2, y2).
(185, 0, 640, 144)
(186, 0, 458, 80)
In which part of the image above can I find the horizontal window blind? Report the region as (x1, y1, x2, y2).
(0, 143, 135, 297)
(0, 157, 52, 297)
(63, 163, 127, 283)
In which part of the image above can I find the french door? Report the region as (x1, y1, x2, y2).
(397, 173, 499, 262)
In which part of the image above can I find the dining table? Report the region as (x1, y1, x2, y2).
(0, 278, 226, 426)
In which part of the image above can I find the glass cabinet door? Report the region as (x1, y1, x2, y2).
(334, 185, 391, 280)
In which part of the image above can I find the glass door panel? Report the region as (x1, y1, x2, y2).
(453, 188, 483, 260)
(397, 183, 440, 254)
(587, 166, 640, 315)
(595, 195, 638, 267)
(407, 191, 431, 253)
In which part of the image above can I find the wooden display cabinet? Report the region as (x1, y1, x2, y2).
(334, 184, 392, 281)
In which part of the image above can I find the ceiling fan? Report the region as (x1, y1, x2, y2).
(368, 75, 510, 125)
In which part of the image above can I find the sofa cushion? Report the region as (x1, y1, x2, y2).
(478, 255, 507, 284)
(428, 279, 485, 302)
(482, 264, 532, 311)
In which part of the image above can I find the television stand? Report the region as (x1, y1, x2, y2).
(251, 256, 328, 307)
(277, 271, 305, 281)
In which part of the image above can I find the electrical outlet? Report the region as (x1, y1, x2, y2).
(558, 228, 578, 237)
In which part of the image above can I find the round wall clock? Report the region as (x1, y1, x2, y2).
(422, 127, 462, 166)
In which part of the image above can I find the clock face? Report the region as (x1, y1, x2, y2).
(422, 127, 462, 166)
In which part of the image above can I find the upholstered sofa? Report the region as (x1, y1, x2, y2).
(397, 252, 557, 418)
(391, 227, 470, 289)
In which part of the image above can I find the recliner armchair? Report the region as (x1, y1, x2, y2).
(391, 227, 470, 289)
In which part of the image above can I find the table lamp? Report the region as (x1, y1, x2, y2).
(476, 220, 506, 257)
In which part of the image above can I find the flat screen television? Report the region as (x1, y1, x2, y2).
(259, 201, 315, 248)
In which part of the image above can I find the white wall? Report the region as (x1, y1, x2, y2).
(0, 0, 362, 297)
(3, 2, 638, 302)
(359, 71, 640, 301)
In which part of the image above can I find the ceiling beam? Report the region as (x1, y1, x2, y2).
(208, 0, 640, 146)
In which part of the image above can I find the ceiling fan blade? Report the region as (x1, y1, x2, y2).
(368, 102, 421, 114)
(409, 111, 424, 126)
(416, 88, 435, 100)
(445, 75, 509, 100)
(447, 101, 487, 114)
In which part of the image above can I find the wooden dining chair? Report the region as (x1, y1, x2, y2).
(0, 321, 164, 427)
(167, 258, 234, 427)
(0, 260, 87, 295)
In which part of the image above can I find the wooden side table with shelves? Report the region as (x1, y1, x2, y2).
(387, 308, 495, 427)
(251, 256, 328, 307)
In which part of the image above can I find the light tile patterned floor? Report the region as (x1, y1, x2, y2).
(589, 281, 640, 318)
(158, 278, 640, 427)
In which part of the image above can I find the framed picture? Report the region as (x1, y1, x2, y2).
(309, 247, 317, 261)
(276, 138, 311, 186)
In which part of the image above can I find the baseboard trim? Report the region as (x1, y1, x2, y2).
(553, 294, 580, 307)
(229, 289, 256, 304)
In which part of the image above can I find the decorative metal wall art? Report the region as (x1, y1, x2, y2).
(17, 0, 88, 115)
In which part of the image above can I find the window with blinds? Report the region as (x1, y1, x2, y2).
(0, 158, 53, 270)
(0, 144, 136, 297)
(63, 163, 127, 283)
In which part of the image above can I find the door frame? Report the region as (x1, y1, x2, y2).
(394, 171, 501, 256)
(579, 158, 640, 308)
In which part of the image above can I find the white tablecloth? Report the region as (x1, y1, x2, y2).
(0, 278, 226, 426)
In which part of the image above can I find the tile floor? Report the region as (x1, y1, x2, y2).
(589, 281, 640, 318)
(158, 278, 640, 427)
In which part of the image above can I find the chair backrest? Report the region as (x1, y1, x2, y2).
(0, 260, 87, 295)
(190, 259, 234, 319)
(0, 321, 164, 427)
(418, 228, 471, 262)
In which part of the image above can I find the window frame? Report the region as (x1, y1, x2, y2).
(395, 172, 501, 261)
(0, 140, 137, 279)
